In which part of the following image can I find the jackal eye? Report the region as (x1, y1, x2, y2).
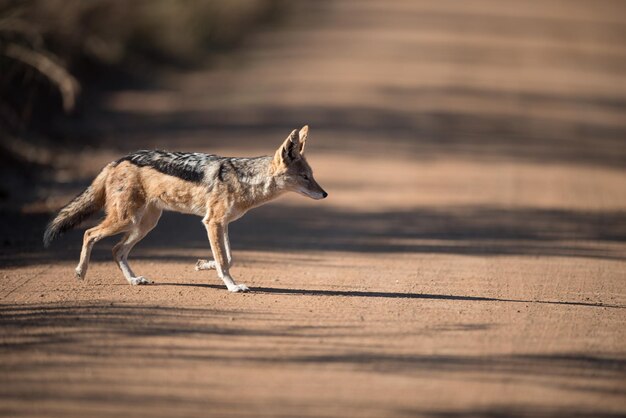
(301, 174, 310, 181)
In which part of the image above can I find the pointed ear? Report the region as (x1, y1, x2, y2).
(274, 129, 301, 166)
(298, 125, 309, 154)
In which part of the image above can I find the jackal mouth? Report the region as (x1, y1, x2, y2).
(298, 187, 328, 200)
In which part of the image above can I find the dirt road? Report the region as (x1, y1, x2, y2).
(1, 1, 625, 417)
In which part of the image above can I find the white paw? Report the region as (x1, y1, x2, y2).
(195, 259, 216, 271)
(227, 284, 250, 293)
(129, 276, 152, 286)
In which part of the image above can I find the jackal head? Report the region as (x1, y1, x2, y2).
(272, 126, 328, 200)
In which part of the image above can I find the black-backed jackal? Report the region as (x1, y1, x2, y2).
(44, 126, 327, 292)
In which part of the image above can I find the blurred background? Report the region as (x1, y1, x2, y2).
(0, 0, 284, 200)
(1, 1, 626, 417)
(1, 0, 625, 183)
(1, 0, 625, 258)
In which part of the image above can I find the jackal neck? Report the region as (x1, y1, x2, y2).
(230, 156, 282, 208)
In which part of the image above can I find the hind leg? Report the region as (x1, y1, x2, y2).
(76, 164, 147, 281)
(112, 205, 162, 285)
(75, 217, 133, 280)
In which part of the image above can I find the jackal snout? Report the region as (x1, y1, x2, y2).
(301, 176, 328, 200)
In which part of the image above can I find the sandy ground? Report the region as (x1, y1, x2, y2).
(1, 1, 626, 417)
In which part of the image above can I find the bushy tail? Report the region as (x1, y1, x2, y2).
(43, 165, 110, 247)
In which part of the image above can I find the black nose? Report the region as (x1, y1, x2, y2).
(322, 191, 328, 198)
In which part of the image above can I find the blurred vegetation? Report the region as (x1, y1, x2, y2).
(0, 0, 284, 169)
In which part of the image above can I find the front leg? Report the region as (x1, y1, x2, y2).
(202, 218, 248, 293)
(223, 223, 233, 267)
(196, 224, 232, 271)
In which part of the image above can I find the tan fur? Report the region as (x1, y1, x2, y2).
(49, 126, 326, 291)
